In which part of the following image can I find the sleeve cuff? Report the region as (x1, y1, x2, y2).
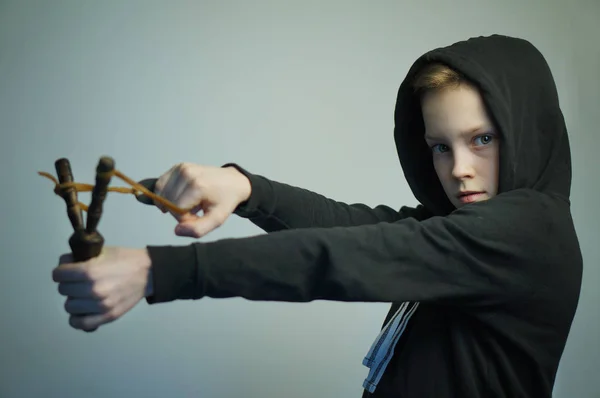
(221, 163, 272, 219)
(144, 244, 206, 304)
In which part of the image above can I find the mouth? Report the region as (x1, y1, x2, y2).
(457, 191, 486, 204)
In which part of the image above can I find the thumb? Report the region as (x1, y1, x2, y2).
(174, 209, 227, 238)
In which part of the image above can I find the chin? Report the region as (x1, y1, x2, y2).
(452, 201, 467, 209)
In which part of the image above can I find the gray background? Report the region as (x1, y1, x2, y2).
(1, 1, 598, 397)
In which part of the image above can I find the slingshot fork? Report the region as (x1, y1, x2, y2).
(54, 156, 115, 262)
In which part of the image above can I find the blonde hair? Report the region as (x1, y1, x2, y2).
(412, 63, 469, 96)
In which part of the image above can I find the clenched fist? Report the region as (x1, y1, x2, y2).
(154, 163, 251, 238)
(52, 247, 153, 332)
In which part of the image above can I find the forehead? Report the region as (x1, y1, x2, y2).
(421, 85, 493, 137)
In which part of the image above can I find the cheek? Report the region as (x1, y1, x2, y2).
(477, 150, 500, 187)
(484, 147, 500, 174)
(432, 157, 452, 184)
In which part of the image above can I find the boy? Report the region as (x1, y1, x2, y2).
(52, 34, 582, 397)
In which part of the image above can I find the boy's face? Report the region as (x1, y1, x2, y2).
(421, 84, 499, 209)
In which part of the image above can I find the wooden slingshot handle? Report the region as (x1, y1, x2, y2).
(55, 157, 115, 262)
(54, 156, 115, 333)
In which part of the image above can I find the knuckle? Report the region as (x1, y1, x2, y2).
(180, 163, 196, 179)
(214, 212, 227, 225)
(106, 309, 119, 321)
(189, 177, 204, 191)
(84, 267, 97, 280)
(91, 283, 106, 299)
(155, 176, 167, 193)
(99, 297, 112, 312)
(82, 317, 94, 330)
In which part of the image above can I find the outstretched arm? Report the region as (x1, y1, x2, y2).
(142, 162, 430, 238)
(51, 190, 580, 333)
(146, 190, 562, 307)
(224, 163, 431, 232)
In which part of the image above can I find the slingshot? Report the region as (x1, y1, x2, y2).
(39, 156, 191, 262)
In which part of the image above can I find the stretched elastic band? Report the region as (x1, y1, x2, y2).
(38, 168, 190, 215)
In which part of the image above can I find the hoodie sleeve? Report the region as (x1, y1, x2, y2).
(222, 163, 431, 231)
(146, 190, 561, 307)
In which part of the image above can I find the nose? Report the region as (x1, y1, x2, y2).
(451, 148, 475, 180)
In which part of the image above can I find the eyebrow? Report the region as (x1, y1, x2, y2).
(424, 126, 489, 141)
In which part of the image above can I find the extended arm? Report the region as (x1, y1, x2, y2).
(146, 190, 567, 308)
(224, 163, 431, 232)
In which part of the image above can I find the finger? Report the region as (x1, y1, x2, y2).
(175, 183, 203, 212)
(160, 167, 186, 205)
(157, 171, 186, 214)
(64, 297, 108, 315)
(154, 165, 177, 211)
(69, 312, 116, 332)
(167, 179, 193, 222)
(168, 186, 203, 223)
(154, 164, 176, 195)
(52, 262, 91, 282)
(59, 252, 74, 264)
(57, 282, 95, 298)
(175, 209, 227, 238)
(171, 170, 191, 205)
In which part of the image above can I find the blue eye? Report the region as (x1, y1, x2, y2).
(431, 143, 450, 154)
(474, 134, 494, 146)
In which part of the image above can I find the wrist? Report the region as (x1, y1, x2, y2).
(225, 166, 252, 204)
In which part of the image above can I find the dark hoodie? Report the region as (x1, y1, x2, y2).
(144, 34, 582, 397)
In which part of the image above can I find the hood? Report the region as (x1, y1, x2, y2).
(394, 34, 572, 216)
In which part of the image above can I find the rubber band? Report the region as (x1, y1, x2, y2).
(38, 169, 190, 215)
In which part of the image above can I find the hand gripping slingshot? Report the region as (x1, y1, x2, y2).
(38, 156, 191, 263)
